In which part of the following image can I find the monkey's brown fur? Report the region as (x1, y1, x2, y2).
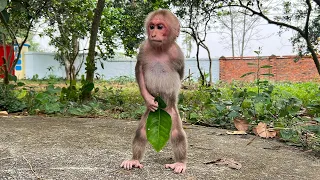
(121, 9, 187, 173)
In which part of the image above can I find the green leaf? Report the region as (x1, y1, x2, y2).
(314, 117, 320, 123)
(45, 103, 61, 114)
(0, 10, 9, 23)
(88, 11, 94, 19)
(81, 82, 94, 93)
(279, 129, 299, 143)
(146, 109, 172, 152)
(0, 0, 7, 12)
(247, 62, 257, 66)
(17, 82, 25, 86)
(303, 125, 320, 134)
(261, 73, 274, 77)
(68, 107, 86, 116)
(8, 75, 17, 82)
(228, 111, 239, 118)
(156, 96, 167, 109)
(241, 99, 252, 109)
(261, 65, 273, 68)
(17, 90, 27, 99)
(240, 72, 255, 78)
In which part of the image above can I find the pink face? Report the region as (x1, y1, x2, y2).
(147, 15, 169, 43)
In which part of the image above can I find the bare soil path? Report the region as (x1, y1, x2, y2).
(0, 116, 319, 180)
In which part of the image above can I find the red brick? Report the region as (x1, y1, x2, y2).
(219, 55, 320, 82)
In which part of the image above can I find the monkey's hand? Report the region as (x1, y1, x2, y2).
(165, 162, 186, 173)
(120, 160, 143, 170)
(142, 92, 158, 112)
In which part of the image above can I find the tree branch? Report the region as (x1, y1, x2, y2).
(304, 0, 312, 39)
(235, 0, 305, 36)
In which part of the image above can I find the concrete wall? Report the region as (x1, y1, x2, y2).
(24, 52, 220, 82)
(24, 52, 65, 79)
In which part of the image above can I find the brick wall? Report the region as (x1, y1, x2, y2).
(219, 55, 320, 82)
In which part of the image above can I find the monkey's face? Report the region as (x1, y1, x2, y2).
(147, 15, 169, 47)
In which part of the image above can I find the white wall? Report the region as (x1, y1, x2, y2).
(25, 52, 65, 79)
(24, 52, 220, 82)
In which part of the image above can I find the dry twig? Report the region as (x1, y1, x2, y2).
(22, 156, 41, 180)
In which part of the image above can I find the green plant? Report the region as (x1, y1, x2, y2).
(31, 74, 39, 81)
(25, 84, 62, 114)
(60, 75, 96, 103)
(238, 48, 276, 124)
(67, 101, 104, 116)
(0, 82, 26, 112)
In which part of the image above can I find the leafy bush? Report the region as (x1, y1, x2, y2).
(25, 84, 62, 114)
(0, 83, 26, 112)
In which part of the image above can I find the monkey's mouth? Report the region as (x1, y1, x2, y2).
(151, 40, 163, 43)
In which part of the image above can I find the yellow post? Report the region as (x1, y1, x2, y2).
(14, 38, 30, 79)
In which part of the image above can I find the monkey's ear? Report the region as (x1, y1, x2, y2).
(176, 29, 180, 37)
(175, 24, 180, 37)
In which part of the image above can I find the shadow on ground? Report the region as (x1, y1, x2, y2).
(0, 116, 319, 180)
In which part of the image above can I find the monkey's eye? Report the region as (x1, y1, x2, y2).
(157, 24, 164, 30)
(150, 25, 155, 30)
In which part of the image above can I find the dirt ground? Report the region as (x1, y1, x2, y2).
(0, 116, 319, 180)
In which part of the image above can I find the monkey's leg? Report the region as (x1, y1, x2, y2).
(120, 110, 149, 170)
(164, 107, 187, 173)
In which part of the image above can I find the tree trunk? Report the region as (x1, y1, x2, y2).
(196, 42, 205, 86)
(306, 38, 320, 75)
(230, 7, 235, 58)
(83, 0, 105, 100)
(241, 10, 247, 57)
(200, 43, 213, 86)
(1, 36, 9, 84)
(70, 35, 79, 80)
(2, 57, 9, 84)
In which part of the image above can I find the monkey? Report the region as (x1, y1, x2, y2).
(120, 9, 187, 173)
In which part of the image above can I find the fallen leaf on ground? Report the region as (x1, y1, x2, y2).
(253, 122, 277, 138)
(0, 111, 8, 116)
(204, 158, 242, 170)
(234, 119, 249, 131)
(226, 131, 247, 135)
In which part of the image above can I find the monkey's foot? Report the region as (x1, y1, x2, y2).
(120, 160, 143, 170)
(165, 162, 186, 173)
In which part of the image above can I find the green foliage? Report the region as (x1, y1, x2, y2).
(1, 78, 319, 152)
(25, 84, 62, 114)
(61, 76, 96, 103)
(108, 76, 135, 84)
(67, 101, 104, 116)
(0, 0, 50, 84)
(0, 83, 26, 112)
(291, 12, 320, 55)
(146, 96, 172, 152)
(179, 80, 319, 151)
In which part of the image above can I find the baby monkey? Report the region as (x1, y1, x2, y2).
(120, 9, 187, 173)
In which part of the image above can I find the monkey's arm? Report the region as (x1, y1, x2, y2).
(174, 44, 185, 80)
(177, 57, 185, 81)
(135, 60, 158, 112)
